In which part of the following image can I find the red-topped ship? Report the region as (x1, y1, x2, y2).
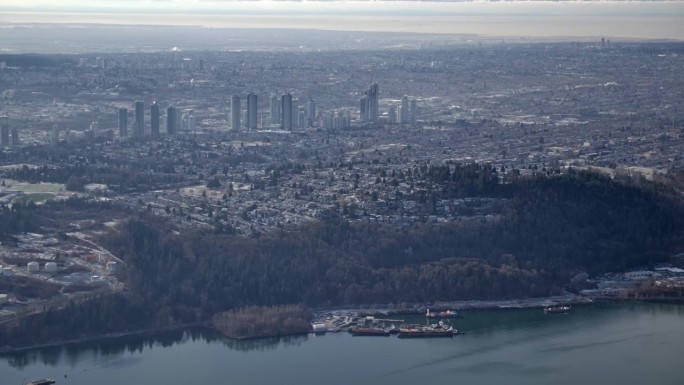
(397, 321, 455, 338)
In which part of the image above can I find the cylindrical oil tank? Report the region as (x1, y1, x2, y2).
(27, 261, 39, 273)
(106, 261, 117, 272)
(0, 293, 8, 305)
(2, 267, 12, 276)
(312, 323, 327, 333)
(45, 262, 58, 273)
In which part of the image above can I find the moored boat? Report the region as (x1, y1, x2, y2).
(25, 380, 56, 385)
(544, 305, 572, 314)
(397, 322, 455, 338)
(350, 326, 390, 336)
(425, 309, 459, 319)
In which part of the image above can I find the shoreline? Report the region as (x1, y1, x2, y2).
(3, 295, 683, 355)
(314, 294, 592, 317)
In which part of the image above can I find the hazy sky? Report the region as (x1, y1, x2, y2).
(0, 0, 499, 12)
(3, 0, 683, 14)
(1, 1, 683, 41)
(5, 1, 504, 15)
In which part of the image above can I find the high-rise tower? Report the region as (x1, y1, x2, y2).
(281, 93, 293, 131)
(151, 102, 160, 138)
(401, 95, 409, 124)
(388, 106, 397, 124)
(306, 100, 316, 127)
(118, 108, 128, 139)
(291, 97, 300, 128)
(368, 83, 379, 122)
(11, 126, 19, 146)
(166, 106, 177, 136)
(231, 95, 241, 131)
(410, 98, 417, 123)
(0, 116, 9, 146)
(183, 110, 196, 132)
(247, 92, 258, 130)
(359, 95, 369, 123)
(359, 83, 379, 123)
(270, 95, 281, 126)
(134, 101, 144, 137)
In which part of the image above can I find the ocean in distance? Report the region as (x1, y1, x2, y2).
(2, 302, 683, 385)
(0, 2, 683, 54)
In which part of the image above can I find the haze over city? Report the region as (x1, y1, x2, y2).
(1, 0, 683, 50)
(1, 1, 684, 385)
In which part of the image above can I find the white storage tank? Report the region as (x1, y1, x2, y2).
(45, 262, 58, 273)
(106, 261, 117, 273)
(311, 322, 327, 333)
(27, 261, 40, 273)
(2, 267, 12, 276)
(0, 293, 8, 305)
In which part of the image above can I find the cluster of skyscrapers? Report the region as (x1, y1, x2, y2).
(1, 83, 420, 148)
(118, 101, 180, 140)
(230, 93, 316, 131)
(389, 95, 418, 125)
(359, 84, 417, 125)
(359, 83, 380, 123)
(321, 109, 352, 130)
(114, 83, 418, 140)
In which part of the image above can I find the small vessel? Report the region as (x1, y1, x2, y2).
(425, 309, 459, 319)
(397, 321, 455, 338)
(544, 305, 572, 314)
(350, 326, 390, 337)
(25, 380, 56, 385)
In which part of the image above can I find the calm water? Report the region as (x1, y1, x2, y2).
(2, 302, 683, 385)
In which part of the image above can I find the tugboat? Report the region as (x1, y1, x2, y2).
(543, 305, 572, 314)
(425, 309, 459, 319)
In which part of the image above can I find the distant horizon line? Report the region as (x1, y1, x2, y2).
(1, 0, 682, 48)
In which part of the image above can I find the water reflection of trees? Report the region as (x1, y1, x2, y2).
(2, 328, 308, 369)
(219, 334, 309, 353)
(2, 328, 213, 370)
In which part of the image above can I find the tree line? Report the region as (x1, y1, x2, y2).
(1, 168, 683, 349)
(212, 304, 311, 339)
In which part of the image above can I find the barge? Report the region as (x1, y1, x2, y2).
(350, 326, 391, 337)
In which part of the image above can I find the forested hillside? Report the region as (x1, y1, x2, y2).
(2, 169, 683, 348)
(102, 171, 680, 313)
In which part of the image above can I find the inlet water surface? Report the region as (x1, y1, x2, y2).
(2, 302, 683, 385)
